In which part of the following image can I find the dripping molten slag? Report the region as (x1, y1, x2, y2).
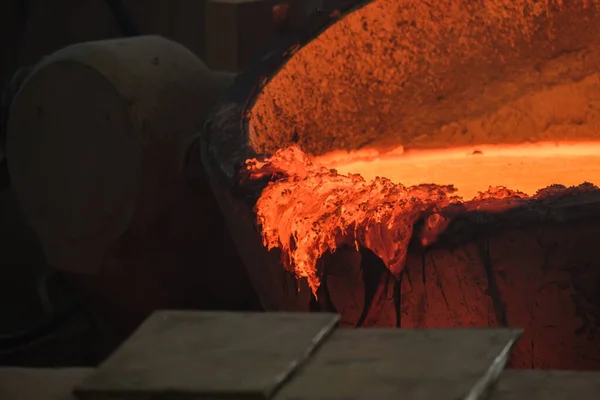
(240, 141, 600, 295)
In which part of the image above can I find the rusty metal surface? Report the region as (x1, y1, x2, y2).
(275, 328, 522, 400)
(74, 311, 339, 400)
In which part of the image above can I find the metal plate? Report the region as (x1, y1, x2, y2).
(275, 327, 522, 400)
(74, 311, 339, 400)
(490, 370, 600, 400)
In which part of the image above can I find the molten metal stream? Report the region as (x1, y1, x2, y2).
(241, 141, 600, 295)
(314, 142, 600, 200)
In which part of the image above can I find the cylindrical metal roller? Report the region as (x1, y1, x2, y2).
(7, 35, 222, 274)
(6, 36, 258, 331)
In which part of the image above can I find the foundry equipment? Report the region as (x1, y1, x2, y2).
(5, 35, 260, 335)
(4, 0, 600, 373)
(200, 0, 600, 370)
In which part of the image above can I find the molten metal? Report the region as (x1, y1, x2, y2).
(241, 142, 600, 295)
(315, 142, 600, 200)
(241, 0, 600, 298)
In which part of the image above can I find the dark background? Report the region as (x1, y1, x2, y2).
(0, 0, 239, 367)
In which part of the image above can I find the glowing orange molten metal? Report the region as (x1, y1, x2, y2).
(315, 142, 600, 200)
(241, 142, 600, 295)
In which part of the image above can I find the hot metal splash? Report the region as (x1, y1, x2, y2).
(239, 145, 600, 295)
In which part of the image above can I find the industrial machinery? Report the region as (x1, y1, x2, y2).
(3, 0, 600, 376)
(201, 0, 600, 370)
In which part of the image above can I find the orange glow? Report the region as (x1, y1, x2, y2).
(242, 0, 600, 298)
(240, 143, 599, 296)
(232, 0, 600, 370)
(248, 0, 600, 157)
(314, 141, 600, 200)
